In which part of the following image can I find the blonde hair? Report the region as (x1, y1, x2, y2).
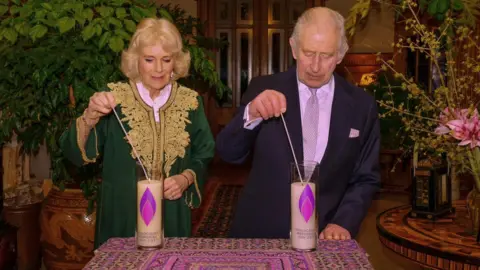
(121, 18, 191, 81)
(291, 7, 349, 59)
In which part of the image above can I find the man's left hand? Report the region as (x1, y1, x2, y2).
(319, 224, 351, 240)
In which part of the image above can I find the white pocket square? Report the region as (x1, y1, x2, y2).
(349, 128, 359, 138)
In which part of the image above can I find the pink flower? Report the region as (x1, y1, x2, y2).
(435, 108, 480, 148)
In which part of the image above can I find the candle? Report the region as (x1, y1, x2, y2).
(291, 182, 317, 251)
(136, 179, 164, 249)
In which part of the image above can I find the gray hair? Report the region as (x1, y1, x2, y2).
(291, 7, 349, 59)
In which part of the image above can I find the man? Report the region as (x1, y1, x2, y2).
(216, 7, 380, 240)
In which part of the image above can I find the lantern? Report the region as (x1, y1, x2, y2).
(409, 158, 455, 219)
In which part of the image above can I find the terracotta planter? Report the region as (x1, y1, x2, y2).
(40, 187, 96, 270)
(3, 202, 42, 270)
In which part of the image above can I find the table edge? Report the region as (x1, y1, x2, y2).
(376, 205, 480, 266)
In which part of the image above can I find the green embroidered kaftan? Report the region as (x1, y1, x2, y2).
(60, 81, 215, 248)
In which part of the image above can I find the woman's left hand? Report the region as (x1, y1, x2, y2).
(164, 173, 192, 200)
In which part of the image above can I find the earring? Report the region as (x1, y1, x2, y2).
(170, 72, 174, 79)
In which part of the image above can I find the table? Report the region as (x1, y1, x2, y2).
(84, 237, 373, 269)
(377, 202, 480, 269)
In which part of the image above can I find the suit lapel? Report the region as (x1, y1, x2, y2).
(319, 73, 354, 170)
(280, 68, 304, 165)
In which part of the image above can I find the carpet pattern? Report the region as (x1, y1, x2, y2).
(192, 183, 243, 237)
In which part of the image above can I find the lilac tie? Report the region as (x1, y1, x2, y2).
(303, 87, 319, 162)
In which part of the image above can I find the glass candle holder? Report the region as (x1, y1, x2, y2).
(290, 161, 319, 251)
(135, 163, 164, 249)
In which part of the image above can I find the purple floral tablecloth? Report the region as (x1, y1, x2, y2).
(84, 237, 373, 269)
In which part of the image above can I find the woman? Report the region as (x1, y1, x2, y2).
(60, 18, 215, 248)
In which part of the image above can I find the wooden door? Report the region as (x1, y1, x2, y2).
(198, 0, 324, 136)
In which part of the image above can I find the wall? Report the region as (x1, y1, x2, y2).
(155, 0, 197, 17)
(325, 0, 395, 53)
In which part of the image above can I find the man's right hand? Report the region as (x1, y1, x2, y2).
(248, 90, 287, 120)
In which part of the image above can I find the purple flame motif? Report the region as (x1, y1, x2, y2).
(298, 184, 315, 223)
(139, 187, 156, 226)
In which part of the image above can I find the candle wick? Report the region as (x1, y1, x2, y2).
(111, 105, 150, 181)
(280, 114, 304, 183)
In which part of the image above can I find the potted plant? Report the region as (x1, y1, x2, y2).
(0, 0, 229, 268)
(347, 0, 480, 232)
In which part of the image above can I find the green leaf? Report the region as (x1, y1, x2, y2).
(73, 3, 84, 14)
(83, 8, 94, 22)
(10, 6, 20, 15)
(74, 12, 86, 26)
(108, 36, 124, 52)
(41, 3, 53, 11)
(130, 7, 143, 22)
(3, 28, 17, 43)
(98, 31, 111, 49)
(35, 10, 47, 20)
(81, 24, 96, 41)
(19, 5, 33, 18)
(452, 0, 464, 11)
(108, 17, 123, 28)
(95, 24, 102, 36)
(14, 21, 30, 36)
(159, 8, 173, 22)
(437, 0, 449, 14)
(0, 5, 8, 16)
(109, 0, 126, 7)
(11, 0, 20, 5)
(63, 3, 77, 11)
(57, 17, 76, 33)
(123, 19, 136, 33)
(96, 6, 114, 17)
(41, 18, 57, 28)
(115, 29, 131, 40)
(115, 7, 127, 19)
(29, 24, 48, 41)
(1, 17, 11, 26)
(427, 0, 439, 15)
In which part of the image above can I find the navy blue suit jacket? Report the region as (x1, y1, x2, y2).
(216, 67, 380, 239)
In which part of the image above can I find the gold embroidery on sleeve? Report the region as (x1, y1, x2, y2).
(75, 117, 99, 164)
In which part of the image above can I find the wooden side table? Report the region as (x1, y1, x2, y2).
(377, 201, 480, 269)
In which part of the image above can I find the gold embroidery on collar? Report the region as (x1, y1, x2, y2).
(108, 82, 155, 176)
(106, 81, 198, 180)
(163, 85, 198, 177)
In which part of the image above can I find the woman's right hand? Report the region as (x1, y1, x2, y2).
(84, 92, 116, 127)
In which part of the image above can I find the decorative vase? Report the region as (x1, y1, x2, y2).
(40, 187, 96, 270)
(466, 188, 480, 238)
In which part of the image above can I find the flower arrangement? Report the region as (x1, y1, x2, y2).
(435, 108, 480, 190)
(346, 0, 480, 190)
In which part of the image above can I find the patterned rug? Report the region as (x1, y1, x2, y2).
(192, 182, 243, 238)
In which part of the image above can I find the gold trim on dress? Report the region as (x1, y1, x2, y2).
(75, 117, 98, 164)
(162, 85, 198, 177)
(109, 82, 158, 176)
(108, 81, 199, 186)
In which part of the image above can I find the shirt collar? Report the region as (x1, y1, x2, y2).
(296, 73, 335, 95)
(136, 82, 172, 107)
